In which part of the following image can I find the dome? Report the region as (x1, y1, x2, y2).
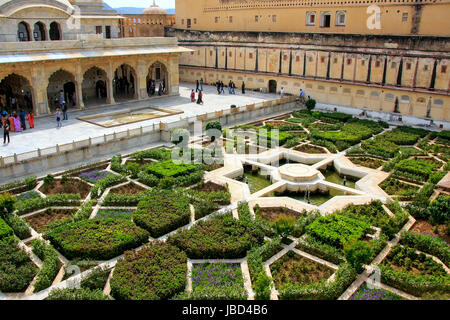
(142, 1, 167, 15)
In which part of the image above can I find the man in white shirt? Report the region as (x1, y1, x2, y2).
(280, 87, 285, 98)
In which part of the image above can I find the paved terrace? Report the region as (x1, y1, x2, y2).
(0, 83, 279, 158)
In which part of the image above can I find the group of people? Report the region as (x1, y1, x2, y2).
(1, 110, 34, 144)
(214, 80, 246, 95)
(191, 89, 203, 105)
(148, 79, 166, 96)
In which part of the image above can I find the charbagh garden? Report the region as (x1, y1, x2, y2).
(0, 106, 449, 301)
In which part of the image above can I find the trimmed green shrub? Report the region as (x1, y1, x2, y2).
(133, 189, 191, 238)
(110, 242, 187, 300)
(132, 148, 171, 161)
(2, 213, 31, 239)
(361, 138, 399, 158)
(91, 174, 127, 198)
(400, 231, 449, 266)
(31, 239, 61, 292)
(15, 194, 81, 215)
(46, 288, 112, 300)
(47, 218, 149, 260)
(0, 193, 16, 215)
(81, 266, 111, 291)
(168, 214, 265, 259)
(305, 99, 316, 111)
(146, 160, 197, 178)
(0, 218, 13, 239)
(428, 195, 450, 224)
(0, 236, 38, 292)
(344, 240, 374, 273)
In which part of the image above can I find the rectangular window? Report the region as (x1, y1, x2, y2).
(406, 62, 411, 70)
(333, 58, 338, 64)
(296, 56, 300, 62)
(215, 17, 219, 23)
(187, 19, 191, 28)
(181, 19, 184, 25)
(194, 18, 197, 24)
(347, 58, 352, 65)
(424, 65, 429, 71)
(272, 15, 277, 22)
(320, 13, 331, 28)
(210, 51, 213, 56)
(229, 16, 233, 23)
(229, 52, 232, 57)
(284, 55, 288, 61)
(375, 61, 381, 67)
(96, 26, 102, 34)
(249, 53, 253, 59)
(255, 16, 259, 22)
(442, 65, 448, 73)
(391, 62, 397, 69)
(306, 12, 316, 25)
(320, 56, 325, 63)
(402, 13, 408, 22)
(361, 60, 365, 66)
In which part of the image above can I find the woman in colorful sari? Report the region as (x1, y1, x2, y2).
(14, 114, 21, 132)
(8, 115, 14, 132)
(28, 112, 34, 129)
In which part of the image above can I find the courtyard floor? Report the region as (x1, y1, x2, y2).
(0, 83, 278, 158)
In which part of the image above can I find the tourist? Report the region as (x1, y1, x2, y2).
(19, 110, 26, 130)
(200, 78, 203, 91)
(11, 97, 16, 111)
(72, 92, 76, 107)
(228, 80, 233, 94)
(55, 108, 62, 128)
(216, 81, 221, 94)
(231, 82, 236, 94)
(8, 114, 14, 132)
(220, 81, 225, 94)
(280, 87, 285, 98)
(242, 81, 246, 94)
(197, 90, 203, 105)
(3, 119, 9, 144)
(191, 89, 196, 102)
(14, 114, 21, 132)
(158, 83, 163, 96)
(162, 79, 166, 93)
(28, 111, 34, 129)
(196, 80, 199, 92)
(62, 102, 68, 121)
(300, 89, 305, 102)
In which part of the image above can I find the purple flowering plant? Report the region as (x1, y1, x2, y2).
(192, 263, 244, 290)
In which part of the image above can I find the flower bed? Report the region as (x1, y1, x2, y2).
(254, 206, 304, 223)
(133, 189, 191, 238)
(168, 215, 265, 259)
(0, 236, 38, 292)
(190, 263, 247, 299)
(361, 138, 399, 158)
(349, 156, 385, 169)
(15, 194, 82, 216)
(379, 129, 420, 146)
(306, 215, 371, 249)
(78, 169, 109, 183)
(39, 179, 91, 199)
(96, 209, 135, 220)
(110, 242, 187, 300)
(350, 283, 404, 300)
(271, 251, 334, 288)
(46, 219, 149, 260)
(294, 144, 327, 154)
(394, 159, 437, 181)
(31, 239, 61, 292)
(16, 191, 41, 202)
(110, 182, 146, 195)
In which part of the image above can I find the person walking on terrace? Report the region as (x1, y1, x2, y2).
(191, 89, 196, 102)
(200, 78, 203, 91)
(8, 114, 14, 132)
(3, 120, 10, 144)
(55, 108, 62, 128)
(242, 81, 246, 94)
(14, 114, 21, 132)
(196, 80, 199, 93)
(28, 111, 34, 129)
(19, 110, 26, 130)
(220, 81, 225, 94)
(197, 90, 203, 105)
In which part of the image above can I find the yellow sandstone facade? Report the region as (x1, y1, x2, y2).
(169, 0, 450, 123)
(175, 0, 450, 36)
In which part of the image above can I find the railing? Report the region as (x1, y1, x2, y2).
(0, 96, 297, 167)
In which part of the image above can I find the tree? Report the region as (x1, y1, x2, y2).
(171, 128, 190, 147)
(428, 195, 450, 225)
(205, 121, 222, 142)
(344, 240, 373, 273)
(0, 193, 15, 217)
(305, 99, 316, 111)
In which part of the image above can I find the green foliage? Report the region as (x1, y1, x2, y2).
(428, 195, 450, 224)
(110, 155, 126, 174)
(103, 191, 149, 207)
(380, 129, 421, 146)
(344, 240, 373, 273)
(437, 130, 450, 142)
(205, 121, 223, 142)
(81, 266, 111, 291)
(171, 128, 190, 146)
(429, 171, 447, 184)
(145, 160, 197, 178)
(31, 239, 61, 292)
(394, 159, 437, 181)
(0, 236, 38, 292)
(132, 148, 171, 162)
(133, 189, 191, 238)
(297, 236, 344, 265)
(168, 214, 264, 259)
(306, 215, 371, 249)
(47, 218, 149, 260)
(110, 242, 187, 300)
(0, 193, 16, 215)
(272, 216, 296, 239)
(279, 263, 357, 300)
(125, 162, 140, 179)
(43, 174, 54, 186)
(15, 193, 81, 216)
(137, 171, 159, 187)
(90, 174, 127, 198)
(0, 176, 37, 193)
(247, 238, 282, 288)
(0, 217, 14, 239)
(254, 271, 272, 300)
(361, 138, 399, 158)
(400, 231, 449, 266)
(2, 213, 31, 239)
(46, 288, 112, 300)
(305, 99, 316, 111)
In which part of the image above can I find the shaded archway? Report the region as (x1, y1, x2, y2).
(268, 80, 277, 93)
(18, 22, 31, 41)
(49, 22, 61, 40)
(147, 62, 168, 97)
(113, 64, 137, 101)
(47, 69, 76, 112)
(82, 67, 108, 107)
(0, 74, 33, 114)
(33, 22, 46, 41)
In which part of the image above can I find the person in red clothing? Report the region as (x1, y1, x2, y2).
(8, 115, 14, 132)
(28, 112, 34, 129)
(190, 89, 196, 102)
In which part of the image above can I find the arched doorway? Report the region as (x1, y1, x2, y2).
(33, 22, 46, 41)
(47, 70, 76, 112)
(147, 62, 168, 97)
(82, 67, 108, 107)
(0, 74, 33, 114)
(113, 64, 137, 101)
(49, 22, 61, 40)
(18, 22, 31, 41)
(268, 80, 277, 93)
